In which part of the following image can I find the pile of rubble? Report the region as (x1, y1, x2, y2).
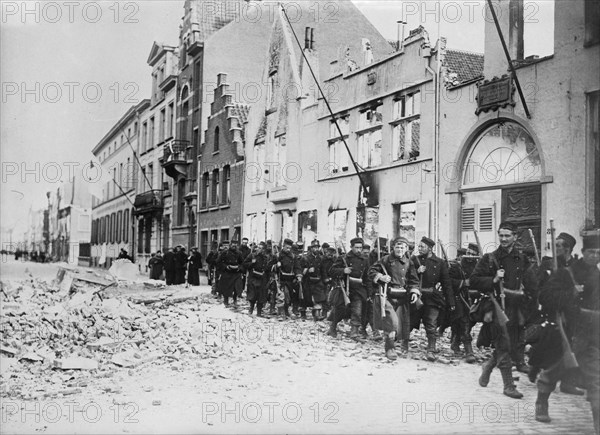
(0, 267, 215, 400)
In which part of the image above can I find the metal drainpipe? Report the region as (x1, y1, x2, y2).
(425, 54, 440, 246)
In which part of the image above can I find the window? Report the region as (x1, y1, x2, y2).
(159, 109, 166, 143)
(167, 103, 174, 139)
(202, 172, 210, 208)
(141, 122, 148, 153)
(125, 158, 131, 190)
(328, 209, 348, 247)
(221, 228, 229, 243)
(222, 165, 230, 204)
(137, 218, 144, 254)
(193, 60, 201, 107)
(393, 202, 416, 245)
(274, 135, 286, 187)
(123, 209, 129, 243)
(116, 211, 122, 243)
(328, 116, 350, 175)
(214, 127, 220, 152)
(212, 169, 220, 205)
(149, 117, 155, 148)
(357, 129, 382, 168)
(147, 163, 153, 190)
(110, 213, 115, 243)
(91, 220, 97, 244)
(127, 128, 131, 142)
(358, 104, 383, 130)
(523, 0, 554, 58)
(144, 217, 152, 254)
(133, 122, 138, 135)
(112, 168, 117, 198)
(119, 163, 123, 187)
(392, 92, 421, 162)
(586, 0, 600, 46)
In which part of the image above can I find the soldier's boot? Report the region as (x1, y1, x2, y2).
(349, 325, 360, 339)
(464, 342, 476, 364)
(313, 309, 323, 321)
(426, 338, 437, 362)
(321, 308, 328, 321)
(479, 356, 496, 387)
(501, 367, 523, 399)
(515, 361, 530, 375)
(372, 330, 383, 342)
(327, 322, 338, 338)
(534, 392, 551, 423)
(385, 336, 397, 361)
(359, 326, 368, 339)
(300, 310, 307, 320)
(399, 339, 409, 353)
(249, 302, 255, 315)
(257, 303, 264, 317)
(450, 335, 461, 355)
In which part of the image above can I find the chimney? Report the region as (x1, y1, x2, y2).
(217, 73, 227, 87)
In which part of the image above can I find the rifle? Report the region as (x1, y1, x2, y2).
(438, 239, 450, 268)
(336, 241, 351, 306)
(548, 219, 578, 369)
(376, 235, 386, 319)
(473, 229, 483, 255)
(528, 229, 541, 267)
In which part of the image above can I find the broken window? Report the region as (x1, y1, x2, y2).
(298, 210, 318, 243)
(357, 129, 382, 168)
(392, 91, 421, 162)
(273, 135, 286, 187)
(393, 202, 417, 246)
(328, 209, 348, 247)
(328, 116, 350, 175)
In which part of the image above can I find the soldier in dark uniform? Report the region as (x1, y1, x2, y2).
(447, 247, 476, 363)
(320, 244, 336, 321)
(163, 248, 175, 285)
(216, 240, 244, 307)
(272, 238, 301, 318)
(470, 221, 538, 399)
(410, 236, 454, 361)
(534, 231, 600, 433)
(303, 240, 327, 321)
(243, 241, 270, 316)
(187, 247, 202, 286)
(368, 237, 420, 360)
(291, 241, 305, 317)
(240, 237, 251, 294)
(148, 251, 164, 280)
(264, 240, 278, 315)
(329, 237, 370, 339)
(206, 242, 218, 289)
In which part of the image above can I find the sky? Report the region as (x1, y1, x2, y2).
(0, 0, 555, 244)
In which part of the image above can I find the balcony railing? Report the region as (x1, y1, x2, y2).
(163, 139, 190, 162)
(133, 190, 163, 215)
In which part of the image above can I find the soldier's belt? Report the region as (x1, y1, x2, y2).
(280, 272, 294, 276)
(348, 277, 363, 285)
(420, 287, 436, 294)
(387, 286, 407, 298)
(309, 276, 321, 282)
(503, 288, 525, 297)
(252, 270, 265, 277)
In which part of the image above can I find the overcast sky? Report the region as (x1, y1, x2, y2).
(0, 0, 554, 242)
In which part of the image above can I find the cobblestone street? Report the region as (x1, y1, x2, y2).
(1, 260, 595, 434)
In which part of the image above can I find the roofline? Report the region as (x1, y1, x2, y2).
(147, 42, 177, 66)
(91, 99, 150, 155)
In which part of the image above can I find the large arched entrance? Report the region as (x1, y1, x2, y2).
(459, 120, 543, 253)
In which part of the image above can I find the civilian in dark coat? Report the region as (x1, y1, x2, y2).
(148, 251, 164, 280)
(163, 248, 176, 285)
(174, 246, 188, 285)
(187, 247, 202, 286)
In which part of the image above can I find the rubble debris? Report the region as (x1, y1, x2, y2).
(53, 357, 99, 370)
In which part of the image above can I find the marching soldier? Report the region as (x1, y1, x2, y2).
(243, 241, 270, 317)
(470, 221, 538, 399)
(329, 238, 370, 339)
(272, 239, 301, 319)
(206, 242, 218, 289)
(534, 231, 599, 433)
(320, 244, 337, 321)
(411, 237, 454, 362)
(368, 237, 420, 360)
(448, 247, 477, 363)
(303, 240, 327, 321)
(216, 240, 244, 307)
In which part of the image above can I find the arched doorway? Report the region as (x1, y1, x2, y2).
(459, 121, 543, 253)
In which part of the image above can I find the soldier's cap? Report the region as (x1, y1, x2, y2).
(557, 232, 576, 249)
(498, 221, 518, 233)
(311, 239, 320, 247)
(191, 247, 197, 251)
(350, 237, 364, 246)
(467, 243, 480, 254)
(457, 248, 467, 256)
(420, 236, 435, 248)
(242, 237, 249, 241)
(327, 246, 337, 253)
(582, 232, 600, 251)
(362, 244, 371, 250)
(283, 238, 294, 247)
(322, 242, 330, 250)
(296, 240, 305, 248)
(258, 241, 266, 247)
(221, 240, 230, 245)
(266, 240, 273, 246)
(392, 236, 410, 247)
